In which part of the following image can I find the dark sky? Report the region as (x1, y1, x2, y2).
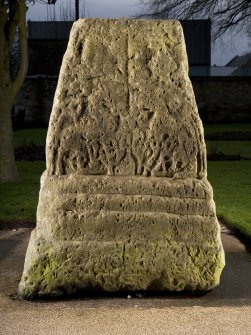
(26, 0, 249, 66)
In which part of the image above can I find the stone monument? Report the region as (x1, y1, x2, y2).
(19, 19, 225, 298)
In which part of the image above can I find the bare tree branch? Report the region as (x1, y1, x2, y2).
(138, 0, 251, 38)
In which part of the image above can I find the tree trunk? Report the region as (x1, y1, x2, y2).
(0, 0, 28, 181)
(0, 94, 18, 181)
(0, 3, 17, 181)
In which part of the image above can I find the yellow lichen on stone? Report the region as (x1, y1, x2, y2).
(19, 19, 224, 299)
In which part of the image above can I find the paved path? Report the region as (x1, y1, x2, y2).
(0, 227, 251, 335)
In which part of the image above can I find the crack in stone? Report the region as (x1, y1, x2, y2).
(19, 19, 224, 299)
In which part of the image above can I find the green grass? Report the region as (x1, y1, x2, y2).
(0, 161, 45, 222)
(14, 124, 251, 146)
(14, 128, 47, 147)
(204, 123, 251, 135)
(204, 123, 251, 159)
(206, 141, 251, 159)
(0, 161, 251, 239)
(0, 127, 250, 239)
(208, 161, 251, 238)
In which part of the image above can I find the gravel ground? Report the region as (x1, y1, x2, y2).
(0, 226, 251, 335)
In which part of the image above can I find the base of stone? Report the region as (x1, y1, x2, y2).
(19, 173, 225, 299)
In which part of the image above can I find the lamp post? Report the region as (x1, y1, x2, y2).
(75, 0, 79, 20)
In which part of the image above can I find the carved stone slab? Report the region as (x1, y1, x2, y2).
(19, 19, 225, 298)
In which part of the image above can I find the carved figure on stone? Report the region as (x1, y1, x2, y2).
(19, 19, 225, 299)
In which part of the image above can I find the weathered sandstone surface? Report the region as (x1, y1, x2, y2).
(19, 19, 224, 298)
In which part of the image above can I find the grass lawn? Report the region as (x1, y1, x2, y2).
(13, 124, 251, 147)
(207, 141, 251, 159)
(0, 161, 45, 222)
(208, 161, 251, 238)
(204, 123, 251, 135)
(14, 128, 47, 147)
(0, 127, 250, 240)
(204, 123, 251, 160)
(0, 160, 251, 239)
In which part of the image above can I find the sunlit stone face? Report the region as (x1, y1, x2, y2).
(19, 19, 224, 299)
